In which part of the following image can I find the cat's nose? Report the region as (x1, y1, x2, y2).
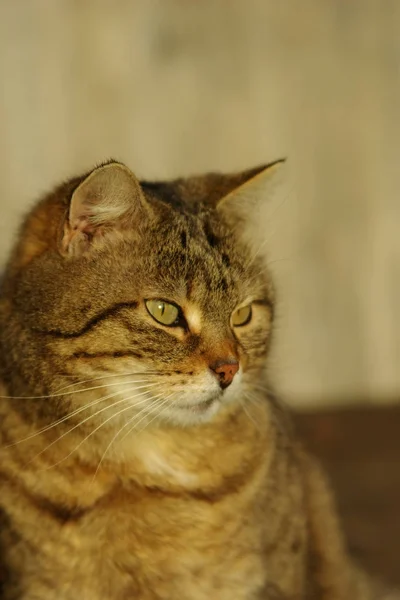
(210, 359, 239, 389)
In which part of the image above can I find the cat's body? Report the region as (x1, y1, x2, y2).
(0, 161, 396, 599)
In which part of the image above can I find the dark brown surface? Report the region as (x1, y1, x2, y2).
(296, 405, 400, 586)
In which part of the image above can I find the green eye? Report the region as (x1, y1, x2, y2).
(232, 304, 252, 327)
(145, 300, 180, 326)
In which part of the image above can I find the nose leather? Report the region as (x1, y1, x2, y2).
(210, 359, 239, 389)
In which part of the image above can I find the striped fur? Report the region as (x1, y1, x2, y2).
(0, 161, 396, 599)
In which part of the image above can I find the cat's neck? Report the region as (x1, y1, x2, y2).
(113, 399, 274, 494)
(1, 390, 274, 503)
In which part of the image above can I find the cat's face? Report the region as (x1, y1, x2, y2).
(2, 161, 282, 429)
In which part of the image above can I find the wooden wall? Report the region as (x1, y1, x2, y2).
(1, 0, 399, 407)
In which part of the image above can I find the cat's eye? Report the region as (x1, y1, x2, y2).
(145, 300, 181, 327)
(232, 304, 252, 327)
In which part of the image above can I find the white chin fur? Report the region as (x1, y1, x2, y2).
(165, 398, 222, 427)
(159, 369, 243, 427)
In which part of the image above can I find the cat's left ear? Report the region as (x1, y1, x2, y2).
(61, 162, 149, 257)
(216, 159, 287, 227)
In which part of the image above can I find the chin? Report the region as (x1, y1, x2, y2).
(145, 375, 243, 428)
(163, 397, 223, 427)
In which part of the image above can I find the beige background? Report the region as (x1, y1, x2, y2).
(0, 0, 399, 408)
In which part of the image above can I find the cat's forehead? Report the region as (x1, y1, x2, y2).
(139, 176, 252, 273)
(134, 209, 249, 305)
(109, 197, 259, 312)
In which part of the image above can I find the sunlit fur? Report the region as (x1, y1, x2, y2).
(0, 162, 396, 599)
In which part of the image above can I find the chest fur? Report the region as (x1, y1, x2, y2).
(10, 486, 272, 600)
(0, 405, 306, 599)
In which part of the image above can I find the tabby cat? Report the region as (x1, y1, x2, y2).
(0, 160, 396, 599)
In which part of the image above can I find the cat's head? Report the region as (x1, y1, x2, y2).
(1, 159, 284, 428)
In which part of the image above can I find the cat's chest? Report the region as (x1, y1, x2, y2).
(68, 483, 268, 600)
(10, 406, 276, 599)
(72, 410, 273, 598)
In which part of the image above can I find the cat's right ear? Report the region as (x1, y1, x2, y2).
(61, 162, 149, 257)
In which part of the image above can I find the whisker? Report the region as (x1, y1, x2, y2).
(247, 386, 290, 414)
(37, 390, 156, 471)
(0, 378, 159, 401)
(241, 397, 262, 432)
(125, 394, 173, 438)
(248, 383, 291, 411)
(115, 393, 174, 449)
(134, 395, 173, 436)
(265, 256, 296, 267)
(5, 390, 127, 449)
(92, 392, 172, 480)
(5, 383, 160, 449)
(25, 387, 158, 464)
(249, 382, 276, 397)
(54, 370, 163, 394)
(51, 378, 158, 398)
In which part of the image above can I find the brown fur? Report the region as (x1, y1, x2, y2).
(0, 161, 396, 599)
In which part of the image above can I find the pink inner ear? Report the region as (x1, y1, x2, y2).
(69, 192, 95, 229)
(61, 213, 104, 256)
(71, 214, 95, 233)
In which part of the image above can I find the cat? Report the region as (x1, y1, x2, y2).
(0, 160, 397, 600)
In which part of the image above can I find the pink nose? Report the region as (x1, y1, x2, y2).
(210, 359, 239, 389)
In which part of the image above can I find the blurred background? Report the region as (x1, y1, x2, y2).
(0, 0, 399, 582)
(0, 0, 399, 408)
